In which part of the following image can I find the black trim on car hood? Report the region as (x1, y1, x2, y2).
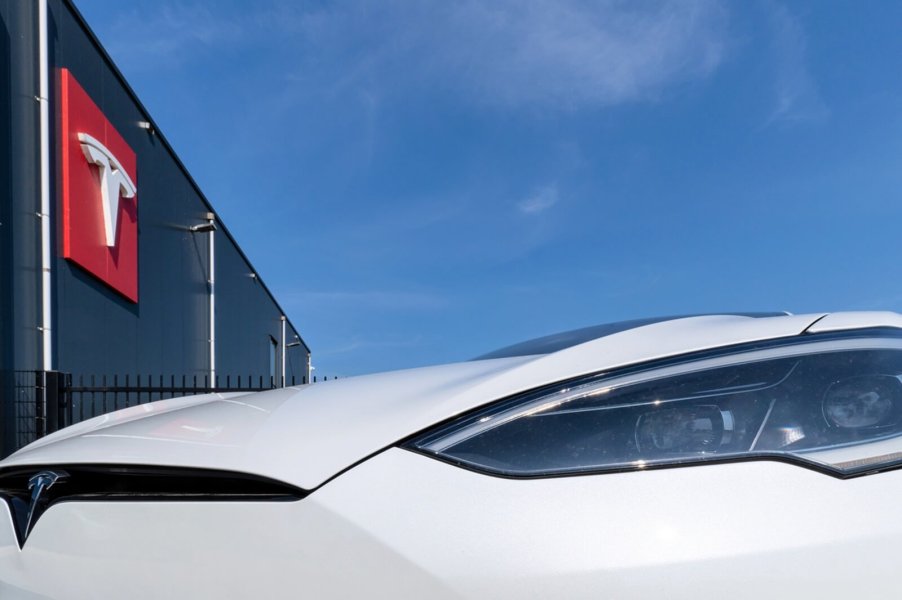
(0, 464, 307, 548)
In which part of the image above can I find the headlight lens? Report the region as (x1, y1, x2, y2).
(408, 334, 902, 478)
(822, 375, 901, 429)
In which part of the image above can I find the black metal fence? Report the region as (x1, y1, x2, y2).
(13, 371, 41, 451)
(64, 373, 303, 424)
(9, 370, 339, 452)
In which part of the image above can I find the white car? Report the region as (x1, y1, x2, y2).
(2, 312, 902, 599)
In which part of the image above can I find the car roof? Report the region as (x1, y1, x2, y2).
(8, 311, 902, 490)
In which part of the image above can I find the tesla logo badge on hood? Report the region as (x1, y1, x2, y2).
(24, 470, 67, 541)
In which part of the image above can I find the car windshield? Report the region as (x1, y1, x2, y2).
(475, 312, 788, 360)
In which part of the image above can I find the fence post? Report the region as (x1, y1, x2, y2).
(34, 371, 46, 438)
(44, 371, 61, 435)
(66, 373, 73, 428)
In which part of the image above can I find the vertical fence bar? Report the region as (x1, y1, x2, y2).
(66, 373, 73, 428)
(34, 371, 45, 439)
(96, 374, 102, 417)
(44, 371, 59, 435)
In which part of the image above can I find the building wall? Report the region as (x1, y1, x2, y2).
(0, 0, 44, 454)
(0, 4, 11, 450)
(0, 1, 310, 454)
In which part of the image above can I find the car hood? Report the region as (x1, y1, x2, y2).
(2, 312, 858, 490)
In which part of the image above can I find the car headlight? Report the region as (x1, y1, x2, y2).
(407, 332, 902, 478)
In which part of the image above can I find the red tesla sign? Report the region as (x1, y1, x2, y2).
(60, 68, 138, 302)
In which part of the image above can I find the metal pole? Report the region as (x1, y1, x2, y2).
(189, 216, 217, 387)
(280, 316, 286, 387)
(208, 217, 215, 385)
(38, 0, 53, 371)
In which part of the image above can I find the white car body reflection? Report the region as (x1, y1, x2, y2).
(1, 311, 902, 599)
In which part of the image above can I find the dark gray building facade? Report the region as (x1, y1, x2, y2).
(0, 0, 310, 455)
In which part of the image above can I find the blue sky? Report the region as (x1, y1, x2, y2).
(76, 0, 902, 376)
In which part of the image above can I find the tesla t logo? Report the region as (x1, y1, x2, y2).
(60, 69, 139, 302)
(25, 470, 66, 538)
(78, 133, 137, 247)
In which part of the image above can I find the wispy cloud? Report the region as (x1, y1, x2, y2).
(261, 0, 731, 111)
(765, 3, 829, 123)
(92, 0, 732, 140)
(282, 290, 448, 311)
(101, 3, 243, 70)
(518, 185, 559, 215)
